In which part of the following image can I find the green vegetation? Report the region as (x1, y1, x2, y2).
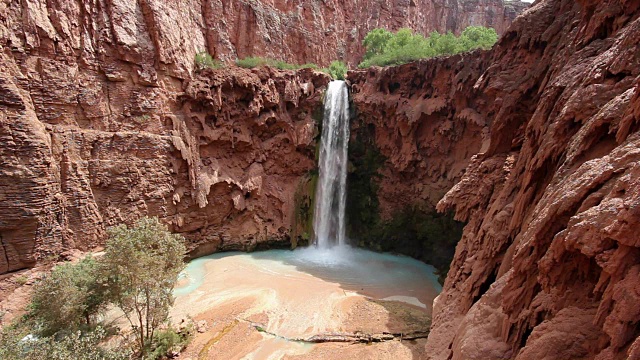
(359, 26, 498, 68)
(363, 207, 464, 284)
(346, 120, 464, 284)
(291, 173, 318, 247)
(0, 326, 130, 360)
(146, 327, 193, 360)
(195, 51, 224, 69)
(235, 56, 319, 71)
(0, 217, 189, 360)
(14, 275, 28, 285)
(100, 217, 187, 357)
(29, 256, 106, 337)
(235, 56, 348, 80)
(325, 60, 348, 80)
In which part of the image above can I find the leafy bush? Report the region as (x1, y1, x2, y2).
(359, 26, 498, 68)
(0, 326, 129, 360)
(325, 60, 348, 80)
(29, 256, 107, 337)
(146, 326, 193, 360)
(99, 217, 187, 358)
(3, 217, 191, 359)
(235, 56, 319, 71)
(195, 51, 223, 69)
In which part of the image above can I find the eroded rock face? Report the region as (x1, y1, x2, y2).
(404, 0, 639, 358)
(0, 0, 524, 275)
(350, 0, 640, 358)
(0, 0, 331, 274)
(202, 0, 529, 66)
(349, 52, 490, 219)
(0, 53, 328, 273)
(1, 0, 526, 73)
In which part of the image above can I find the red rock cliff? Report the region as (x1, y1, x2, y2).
(1, 0, 526, 73)
(0, 0, 523, 274)
(199, 0, 528, 66)
(351, 0, 640, 358)
(0, 60, 328, 274)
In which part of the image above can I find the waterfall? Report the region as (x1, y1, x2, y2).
(313, 80, 350, 249)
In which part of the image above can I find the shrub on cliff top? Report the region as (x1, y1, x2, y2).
(359, 26, 498, 68)
(195, 51, 223, 70)
(324, 60, 348, 80)
(235, 56, 349, 80)
(236, 56, 319, 71)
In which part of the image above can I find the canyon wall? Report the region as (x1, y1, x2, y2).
(0, 0, 524, 275)
(351, 0, 640, 358)
(347, 53, 490, 274)
(1, 0, 639, 358)
(1, 0, 526, 73)
(198, 0, 529, 66)
(0, 54, 328, 274)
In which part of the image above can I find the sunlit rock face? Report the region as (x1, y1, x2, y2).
(0, 58, 329, 273)
(348, 0, 640, 358)
(0, 0, 524, 274)
(198, 0, 528, 66)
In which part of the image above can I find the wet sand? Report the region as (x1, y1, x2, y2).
(172, 247, 439, 359)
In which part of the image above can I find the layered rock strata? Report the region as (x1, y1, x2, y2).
(0, 61, 328, 274)
(0, 0, 526, 72)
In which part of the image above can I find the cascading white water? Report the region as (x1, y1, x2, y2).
(313, 80, 350, 249)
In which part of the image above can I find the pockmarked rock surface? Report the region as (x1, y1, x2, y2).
(349, 52, 491, 219)
(0, 55, 329, 274)
(349, 0, 640, 358)
(0, 0, 525, 276)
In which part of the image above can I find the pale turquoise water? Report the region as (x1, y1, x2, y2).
(175, 246, 441, 308)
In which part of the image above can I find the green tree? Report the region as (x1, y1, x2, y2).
(359, 26, 499, 68)
(459, 26, 498, 51)
(29, 256, 106, 337)
(326, 60, 348, 80)
(99, 217, 186, 358)
(430, 31, 461, 56)
(0, 326, 129, 360)
(362, 28, 393, 58)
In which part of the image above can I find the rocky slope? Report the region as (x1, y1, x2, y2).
(350, 0, 640, 358)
